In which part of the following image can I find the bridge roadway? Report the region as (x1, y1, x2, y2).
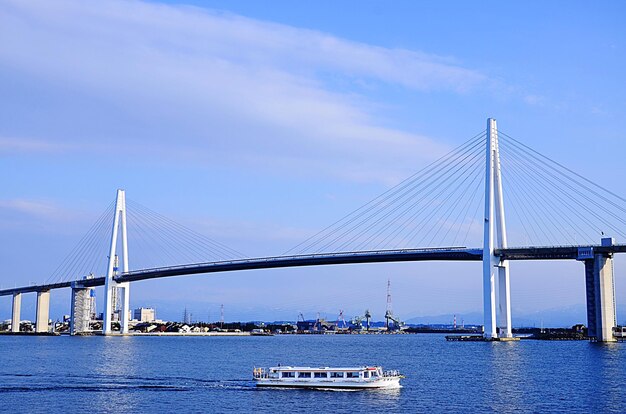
(2, 244, 626, 296)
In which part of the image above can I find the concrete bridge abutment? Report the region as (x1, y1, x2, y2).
(580, 238, 617, 342)
(11, 293, 21, 333)
(35, 290, 51, 333)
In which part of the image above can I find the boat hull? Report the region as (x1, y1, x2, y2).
(255, 377, 402, 390)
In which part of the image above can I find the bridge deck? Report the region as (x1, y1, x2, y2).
(2, 244, 625, 296)
(496, 244, 626, 260)
(0, 248, 480, 296)
(117, 248, 482, 283)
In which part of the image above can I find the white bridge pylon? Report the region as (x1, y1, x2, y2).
(483, 118, 512, 339)
(103, 189, 130, 335)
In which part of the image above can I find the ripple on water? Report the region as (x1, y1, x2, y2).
(0, 335, 625, 413)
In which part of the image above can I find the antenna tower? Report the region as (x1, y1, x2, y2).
(385, 278, 393, 330)
(220, 304, 224, 328)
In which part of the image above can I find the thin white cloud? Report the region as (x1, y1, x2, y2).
(0, 0, 488, 183)
(0, 198, 109, 237)
(0, 137, 71, 153)
(0, 199, 61, 218)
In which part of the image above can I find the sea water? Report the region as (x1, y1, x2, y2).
(1, 334, 625, 413)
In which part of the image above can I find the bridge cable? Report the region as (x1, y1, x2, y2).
(501, 132, 626, 205)
(498, 148, 565, 245)
(126, 208, 190, 268)
(499, 142, 605, 244)
(408, 157, 485, 248)
(460, 181, 485, 247)
(354, 143, 486, 251)
(501, 147, 578, 244)
(336, 143, 485, 252)
(290, 132, 487, 254)
(43, 201, 115, 285)
(127, 200, 245, 260)
(322, 140, 483, 252)
(308, 133, 486, 253)
(451, 164, 485, 247)
(128, 207, 214, 265)
(124, 200, 246, 270)
(498, 132, 626, 245)
(339, 133, 485, 251)
(44, 202, 112, 284)
(64, 207, 118, 283)
(500, 134, 626, 240)
(425, 157, 486, 247)
(283, 131, 487, 255)
(501, 136, 626, 229)
(370, 148, 485, 250)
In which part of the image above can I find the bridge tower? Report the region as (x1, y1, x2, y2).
(102, 189, 130, 335)
(483, 118, 512, 339)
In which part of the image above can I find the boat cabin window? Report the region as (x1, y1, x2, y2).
(314, 372, 327, 378)
(298, 372, 312, 378)
(371, 371, 379, 377)
(281, 372, 295, 378)
(329, 372, 344, 378)
(363, 371, 370, 378)
(346, 372, 360, 379)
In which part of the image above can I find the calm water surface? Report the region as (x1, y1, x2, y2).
(0, 334, 624, 413)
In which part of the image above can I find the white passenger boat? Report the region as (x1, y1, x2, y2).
(252, 366, 403, 389)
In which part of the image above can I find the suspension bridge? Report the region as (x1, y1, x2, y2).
(2, 119, 625, 341)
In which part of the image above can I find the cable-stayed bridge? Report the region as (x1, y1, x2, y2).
(2, 118, 626, 341)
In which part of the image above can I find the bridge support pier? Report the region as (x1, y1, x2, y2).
(70, 283, 93, 335)
(497, 263, 512, 338)
(118, 282, 130, 334)
(582, 248, 617, 342)
(11, 293, 21, 333)
(35, 290, 50, 333)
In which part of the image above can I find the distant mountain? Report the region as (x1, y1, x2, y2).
(405, 305, 626, 329)
(509, 304, 586, 328)
(405, 312, 483, 326)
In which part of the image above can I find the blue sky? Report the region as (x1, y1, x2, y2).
(1, 0, 625, 325)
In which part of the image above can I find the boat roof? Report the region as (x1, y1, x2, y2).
(268, 366, 380, 371)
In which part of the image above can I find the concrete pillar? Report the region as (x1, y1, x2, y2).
(35, 290, 51, 333)
(584, 259, 597, 339)
(583, 253, 617, 342)
(119, 282, 130, 334)
(11, 293, 21, 333)
(70, 287, 76, 335)
(594, 254, 616, 342)
(497, 263, 512, 338)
